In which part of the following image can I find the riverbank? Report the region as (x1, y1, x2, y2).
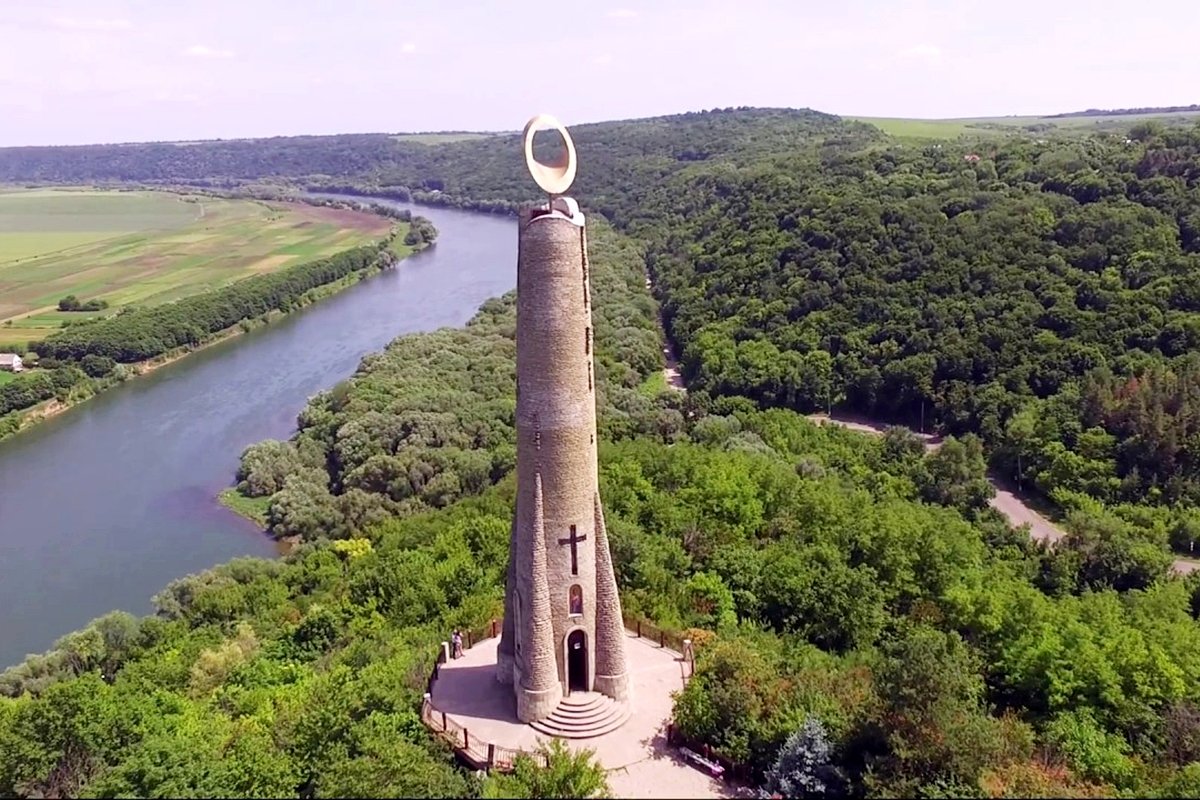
(0, 229, 429, 443)
(0, 198, 514, 667)
(216, 489, 302, 555)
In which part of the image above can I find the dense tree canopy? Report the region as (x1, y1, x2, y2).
(7, 107, 1200, 797)
(52, 107, 1200, 517)
(232, 220, 669, 540)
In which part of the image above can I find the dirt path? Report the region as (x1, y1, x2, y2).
(662, 342, 685, 391)
(805, 413, 1197, 575)
(645, 274, 685, 391)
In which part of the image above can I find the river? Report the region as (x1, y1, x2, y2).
(0, 198, 515, 668)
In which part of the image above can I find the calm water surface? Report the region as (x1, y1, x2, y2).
(0, 199, 515, 667)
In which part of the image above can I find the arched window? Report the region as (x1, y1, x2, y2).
(569, 584, 583, 616)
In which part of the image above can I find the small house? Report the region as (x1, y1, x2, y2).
(0, 354, 23, 373)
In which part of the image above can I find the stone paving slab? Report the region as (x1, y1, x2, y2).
(431, 631, 742, 798)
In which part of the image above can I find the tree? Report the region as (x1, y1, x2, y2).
(1169, 514, 1200, 556)
(682, 571, 737, 630)
(917, 434, 994, 511)
(1003, 404, 1040, 488)
(762, 716, 844, 798)
(236, 439, 308, 497)
(866, 626, 1005, 794)
(1043, 709, 1136, 790)
(1062, 508, 1172, 592)
(482, 740, 610, 799)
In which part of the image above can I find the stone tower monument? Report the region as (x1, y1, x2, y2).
(496, 115, 630, 726)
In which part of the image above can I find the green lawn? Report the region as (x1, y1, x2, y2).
(0, 371, 15, 387)
(388, 239, 416, 259)
(637, 370, 668, 397)
(0, 190, 392, 345)
(219, 488, 271, 527)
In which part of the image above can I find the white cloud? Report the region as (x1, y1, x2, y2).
(593, 53, 613, 66)
(183, 45, 234, 59)
(898, 43, 942, 62)
(606, 8, 638, 18)
(49, 16, 132, 32)
(400, 42, 416, 54)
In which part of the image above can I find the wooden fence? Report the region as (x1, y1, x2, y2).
(420, 615, 695, 773)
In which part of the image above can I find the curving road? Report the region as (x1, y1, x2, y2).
(805, 413, 1200, 575)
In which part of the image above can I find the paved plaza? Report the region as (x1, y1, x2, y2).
(431, 631, 741, 798)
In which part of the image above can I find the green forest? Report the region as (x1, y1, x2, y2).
(7, 108, 1200, 797)
(18, 109, 1200, 517)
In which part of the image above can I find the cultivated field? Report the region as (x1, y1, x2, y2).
(853, 109, 1200, 139)
(0, 189, 391, 345)
(390, 131, 504, 145)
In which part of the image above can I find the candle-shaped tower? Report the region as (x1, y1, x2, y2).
(495, 115, 630, 729)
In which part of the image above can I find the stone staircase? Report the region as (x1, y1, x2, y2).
(529, 692, 630, 739)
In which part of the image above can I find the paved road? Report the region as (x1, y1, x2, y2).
(805, 413, 1200, 576)
(987, 481, 1064, 544)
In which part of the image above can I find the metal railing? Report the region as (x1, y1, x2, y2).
(421, 615, 696, 772)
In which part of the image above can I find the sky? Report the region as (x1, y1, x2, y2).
(1, 0, 1198, 147)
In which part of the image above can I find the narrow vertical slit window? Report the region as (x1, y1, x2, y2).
(585, 327, 590, 355)
(582, 255, 590, 310)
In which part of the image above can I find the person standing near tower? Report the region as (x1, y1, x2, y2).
(495, 115, 631, 727)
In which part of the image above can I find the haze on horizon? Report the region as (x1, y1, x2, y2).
(1, 0, 1197, 148)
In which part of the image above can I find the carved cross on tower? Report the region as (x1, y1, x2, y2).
(558, 524, 587, 576)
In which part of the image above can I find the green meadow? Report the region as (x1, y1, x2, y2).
(0, 189, 391, 346)
(391, 131, 503, 144)
(853, 109, 1200, 139)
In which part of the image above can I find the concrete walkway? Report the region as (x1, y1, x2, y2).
(431, 633, 739, 799)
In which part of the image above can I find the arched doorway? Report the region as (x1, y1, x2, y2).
(567, 630, 587, 693)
